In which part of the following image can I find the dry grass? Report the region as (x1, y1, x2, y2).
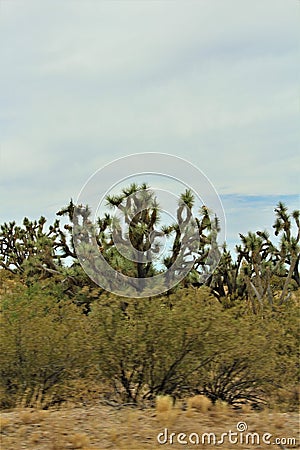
(0, 416, 11, 433)
(241, 403, 252, 413)
(154, 395, 180, 427)
(15, 385, 56, 410)
(18, 409, 47, 425)
(68, 432, 90, 448)
(155, 395, 173, 413)
(187, 394, 212, 413)
(0, 403, 299, 449)
(272, 413, 287, 430)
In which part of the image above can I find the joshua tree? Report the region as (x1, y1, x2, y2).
(64, 184, 221, 295)
(105, 183, 161, 287)
(273, 202, 300, 302)
(0, 216, 74, 276)
(214, 202, 300, 309)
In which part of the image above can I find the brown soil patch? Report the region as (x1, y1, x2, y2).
(1, 404, 299, 449)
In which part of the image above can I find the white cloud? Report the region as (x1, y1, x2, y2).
(0, 0, 298, 228)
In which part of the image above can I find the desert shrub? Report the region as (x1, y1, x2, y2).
(89, 288, 235, 403)
(196, 299, 300, 408)
(187, 394, 212, 413)
(88, 286, 299, 409)
(0, 280, 92, 408)
(0, 271, 298, 411)
(155, 395, 174, 413)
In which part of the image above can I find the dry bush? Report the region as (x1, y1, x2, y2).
(214, 399, 229, 412)
(155, 395, 179, 427)
(68, 432, 90, 448)
(18, 409, 42, 425)
(16, 385, 57, 410)
(209, 399, 231, 422)
(155, 395, 173, 413)
(187, 394, 212, 413)
(0, 416, 11, 433)
(58, 375, 106, 407)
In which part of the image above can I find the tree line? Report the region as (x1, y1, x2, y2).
(1, 184, 299, 310)
(0, 184, 299, 410)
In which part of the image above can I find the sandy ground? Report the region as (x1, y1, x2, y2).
(1, 403, 299, 450)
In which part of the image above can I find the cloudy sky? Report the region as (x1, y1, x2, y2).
(0, 0, 299, 252)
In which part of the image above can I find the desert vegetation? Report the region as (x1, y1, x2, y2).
(0, 185, 299, 448)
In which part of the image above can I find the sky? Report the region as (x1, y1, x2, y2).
(0, 0, 299, 254)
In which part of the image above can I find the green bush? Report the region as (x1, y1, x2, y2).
(1, 273, 299, 410)
(0, 279, 92, 408)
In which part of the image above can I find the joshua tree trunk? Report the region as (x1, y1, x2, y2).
(279, 254, 298, 305)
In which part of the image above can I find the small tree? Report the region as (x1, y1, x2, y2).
(89, 288, 224, 403)
(210, 202, 299, 309)
(0, 216, 75, 276)
(0, 280, 91, 408)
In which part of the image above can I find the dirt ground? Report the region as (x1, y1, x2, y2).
(1, 403, 299, 450)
